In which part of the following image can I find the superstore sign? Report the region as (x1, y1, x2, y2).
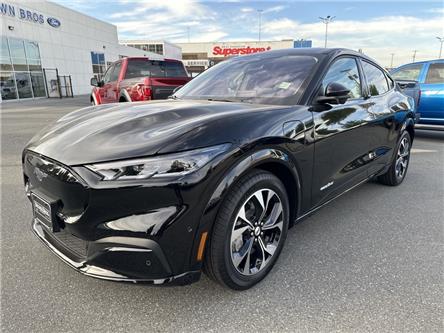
(0, 2, 61, 28)
(212, 46, 272, 57)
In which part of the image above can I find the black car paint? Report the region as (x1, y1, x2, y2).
(23, 49, 416, 285)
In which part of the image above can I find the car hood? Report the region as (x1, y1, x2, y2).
(25, 100, 285, 165)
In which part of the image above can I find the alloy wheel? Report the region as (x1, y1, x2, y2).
(395, 137, 410, 179)
(230, 188, 284, 276)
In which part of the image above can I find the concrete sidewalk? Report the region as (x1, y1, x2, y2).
(1, 95, 91, 113)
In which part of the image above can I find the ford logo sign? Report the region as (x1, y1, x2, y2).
(47, 17, 61, 28)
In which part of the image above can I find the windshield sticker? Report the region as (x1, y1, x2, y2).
(277, 82, 292, 89)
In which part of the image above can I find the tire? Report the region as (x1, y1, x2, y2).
(204, 169, 289, 290)
(378, 131, 412, 186)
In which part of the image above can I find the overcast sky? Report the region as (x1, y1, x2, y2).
(53, 0, 444, 67)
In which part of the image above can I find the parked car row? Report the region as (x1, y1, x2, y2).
(391, 59, 444, 128)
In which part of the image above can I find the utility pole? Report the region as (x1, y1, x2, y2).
(412, 50, 417, 63)
(319, 16, 335, 48)
(258, 9, 263, 41)
(437, 37, 444, 58)
(390, 53, 395, 69)
(187, 26, 190, 43)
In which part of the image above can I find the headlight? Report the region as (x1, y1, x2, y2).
(86, 144, 231, 181)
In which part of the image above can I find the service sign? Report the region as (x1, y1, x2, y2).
(212, 45, 272, 57)
(0, 2, 61, 28)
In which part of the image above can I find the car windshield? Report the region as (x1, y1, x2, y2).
(125, 59, 188, 79)
(175, 55, 318, 105)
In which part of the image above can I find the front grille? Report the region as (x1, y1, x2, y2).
(50, 228, 89, 259)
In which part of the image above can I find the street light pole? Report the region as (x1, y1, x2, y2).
(390, 53, 395, 69)
(258, 9, 263, 41)
(412, 50, 418, 63)
(187, 26, 190, 43)
(319, 16, 335, 48)
(437, 37, 444, 58)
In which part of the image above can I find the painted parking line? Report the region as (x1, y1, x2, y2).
(411, 148, 439, 153)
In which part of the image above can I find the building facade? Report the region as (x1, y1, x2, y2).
(0, 0, 170, 102)
(119, 40, 182, 61)
(176, 39, 311, 76)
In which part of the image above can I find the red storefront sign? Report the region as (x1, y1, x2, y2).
(212, 46, 272, 57)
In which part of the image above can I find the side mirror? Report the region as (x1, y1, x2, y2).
(90, 77, 104, 87)
(316, 82, 351, 105)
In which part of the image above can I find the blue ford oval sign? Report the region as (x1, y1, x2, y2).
(47, 17, 61, 28)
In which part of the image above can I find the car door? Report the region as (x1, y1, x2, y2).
(104, 61, 122, 103)
(360, 59, 398, 176)
(419, 62, 444, 123)
(311, 56, 374, 206)
(99, 64, 114, 104)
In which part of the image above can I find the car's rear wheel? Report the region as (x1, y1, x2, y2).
(378, 131, 411, 186)
(204, 170, 289, 290)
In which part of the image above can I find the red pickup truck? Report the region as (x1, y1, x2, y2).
(90, 57, 191, 105)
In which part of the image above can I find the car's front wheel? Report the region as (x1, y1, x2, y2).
(204, 170, 289, 290)
(378, 131, 412, 186)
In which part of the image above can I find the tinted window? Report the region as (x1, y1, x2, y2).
(391, 64, 422, 81)
(109, 62, 122, 82)
(125, 59, 187, 79)
(164, 62, 188, 77)
(321, 57, 362, 99)
(102, 65, 113, 83)
(425, 63, 444, 84)
(362, 61, 389, 96)
(175, 55, 318, 105)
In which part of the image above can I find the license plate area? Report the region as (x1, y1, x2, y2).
(31, 193, 58, 232)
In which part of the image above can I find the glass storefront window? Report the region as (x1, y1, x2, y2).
(1, 36, 46, 101)
(8, 38, 28, 70)
(25, 41, 40, 60)
(8, 38, 26, 59)
(28, 59, 42, 71)
(1, 37, 13, 71)
(0, 71, 17, 100)
(31, 72, 46, 97)
(12, 57, 28, 71)
(15, 72, 33, 98)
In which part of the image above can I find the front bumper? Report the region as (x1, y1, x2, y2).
(32, 219, 201, 285)
(22, 151, 229, 286)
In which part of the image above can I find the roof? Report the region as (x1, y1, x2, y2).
(404, 59, 444, 65)
(232, 47, 376, 62)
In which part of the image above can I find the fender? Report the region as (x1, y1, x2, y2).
(120, 89, 132, 102)
(188, 147, 303, 271)
(205, 148, 302, 218)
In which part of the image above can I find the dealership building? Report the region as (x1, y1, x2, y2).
(176, 39, 312, 76)
(0, 0, 179, 102)
(1, 0, 311, 102)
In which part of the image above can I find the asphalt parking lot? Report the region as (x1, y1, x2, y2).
(1, 96, 443, 332)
